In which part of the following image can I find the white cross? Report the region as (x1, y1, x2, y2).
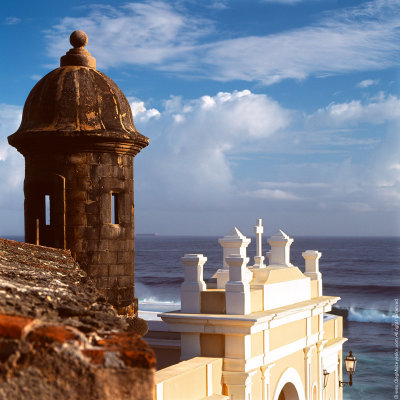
(253, 218, 265, 268)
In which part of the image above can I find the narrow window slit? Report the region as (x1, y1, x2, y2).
(45, 195, 50, 226)
(112, 193, 119, 224)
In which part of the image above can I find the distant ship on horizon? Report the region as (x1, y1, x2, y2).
(136, 233, 159, 237)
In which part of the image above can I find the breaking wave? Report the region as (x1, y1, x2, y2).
(332, 306, 394, 324)
(139, 298, 180, 312)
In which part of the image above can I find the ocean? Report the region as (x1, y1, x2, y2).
(4, 234, 397, 398)
(135, 235, 399, 400)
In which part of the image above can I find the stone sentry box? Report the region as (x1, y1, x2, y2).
(8, 31, 149, 313)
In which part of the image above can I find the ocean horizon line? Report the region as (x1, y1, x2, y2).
(2, 233, 400, 240)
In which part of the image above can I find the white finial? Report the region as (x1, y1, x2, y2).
(302, 250, 322, 296)
(253, 218, 265, 268)
(218, 227, 251, 269)
(216, 226, 251, 289)
(267, 229, 294, 267)
(225, 256, 252, 314)
(181, 254, 207, 313)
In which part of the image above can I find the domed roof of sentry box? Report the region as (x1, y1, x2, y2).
(8, 30, 149, 155)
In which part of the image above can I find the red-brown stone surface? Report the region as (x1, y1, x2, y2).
(0, 238, 155, 400)
(0, 314, 34, 339)
(27, 325, 81, 344)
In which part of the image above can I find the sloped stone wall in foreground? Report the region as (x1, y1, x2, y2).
(0, 238, 154, 400)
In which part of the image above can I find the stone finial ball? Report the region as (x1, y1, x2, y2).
(70, 30, 88, 48)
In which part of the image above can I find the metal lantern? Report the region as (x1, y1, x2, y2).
(340, 351, 357, 387)
(344, 351, 357, 375)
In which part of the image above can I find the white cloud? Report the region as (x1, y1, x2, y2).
(134, 90, 291, 212)
(45, 1, 400, 85)
(30, 74, 43, 81)
(0, 104, 24, 235)
(1, 89, 399, 236)
(207, 1, 229, 10)
(0, 105, 22, 161)
(129, 99, 160, 122)
(345, 202, 375, 212)
(244, 188, 302, 201)
(45, 1, 213, 69)
(204, 1, 400, 84)
(258, 181, 328, 189)
(357, 79, 378, 88)
(261, 0, 307, 4)
(4, 17, 21, 25)
(308, 94, 400, 127)
(132, 87, 400, 234)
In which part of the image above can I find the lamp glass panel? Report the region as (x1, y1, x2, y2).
(345, 355, 357, 373)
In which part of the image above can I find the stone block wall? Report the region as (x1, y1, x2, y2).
(23, 151, 136, 308)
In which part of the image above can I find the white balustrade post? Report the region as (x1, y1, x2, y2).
(267, 230, 294, 267)
(181, 254, 207, 313)
(302, 250, 322, 296)
(253, 218, 265, 268)
(225, 256, 252, 315)
(216, 227, 251, 289)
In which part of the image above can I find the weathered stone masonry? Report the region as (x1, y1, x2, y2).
(23, 152, 136, 308)
(8, 31, 149, 311)
(0, 238, 155, 400)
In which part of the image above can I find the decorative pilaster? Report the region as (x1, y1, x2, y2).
(216, 227, 251, 288)
(317, 340, 327, 400)
(267, 230, 294, 267)
(261, 364, 275, 400)
(304, 346, 314, 400)
(181, 254, 207, 313)
(225, 256, 252, 315)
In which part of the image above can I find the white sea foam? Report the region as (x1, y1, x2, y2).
(139, 297, 180, 305)
(138, 298, 181, 321)
(347, 307, 393, 324)
(139, 298, 180, 313)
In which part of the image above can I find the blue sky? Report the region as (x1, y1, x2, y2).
(0, 0, 399, 236)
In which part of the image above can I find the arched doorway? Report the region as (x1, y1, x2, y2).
(273, 368, 305, 400)
(278, 382, 299, 400)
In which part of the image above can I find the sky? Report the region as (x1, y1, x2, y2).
(0, 0, 399, 237)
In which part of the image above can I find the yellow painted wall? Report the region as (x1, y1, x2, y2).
(251, 331, 264, 358)
(155, 357, 224, 400)
(269, 350, 305, 395)
(311, 349, 318, 396)
(310, 280, 319, 298)
(211, 358, 224, 396)
(264, 267, 305, 284)
(269, 319, 306, 350)
(158, 359, 207, 400)
(311, 315, 319, 335)
(251, 368, 262, 400)
(251, 288, 263, 312)
(200, 333, 225, 357)
(336, 316, 343, 337)
(325, 369, 336, 400)
(323, 316, 343, 341)
(201, 290, 226, 314)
